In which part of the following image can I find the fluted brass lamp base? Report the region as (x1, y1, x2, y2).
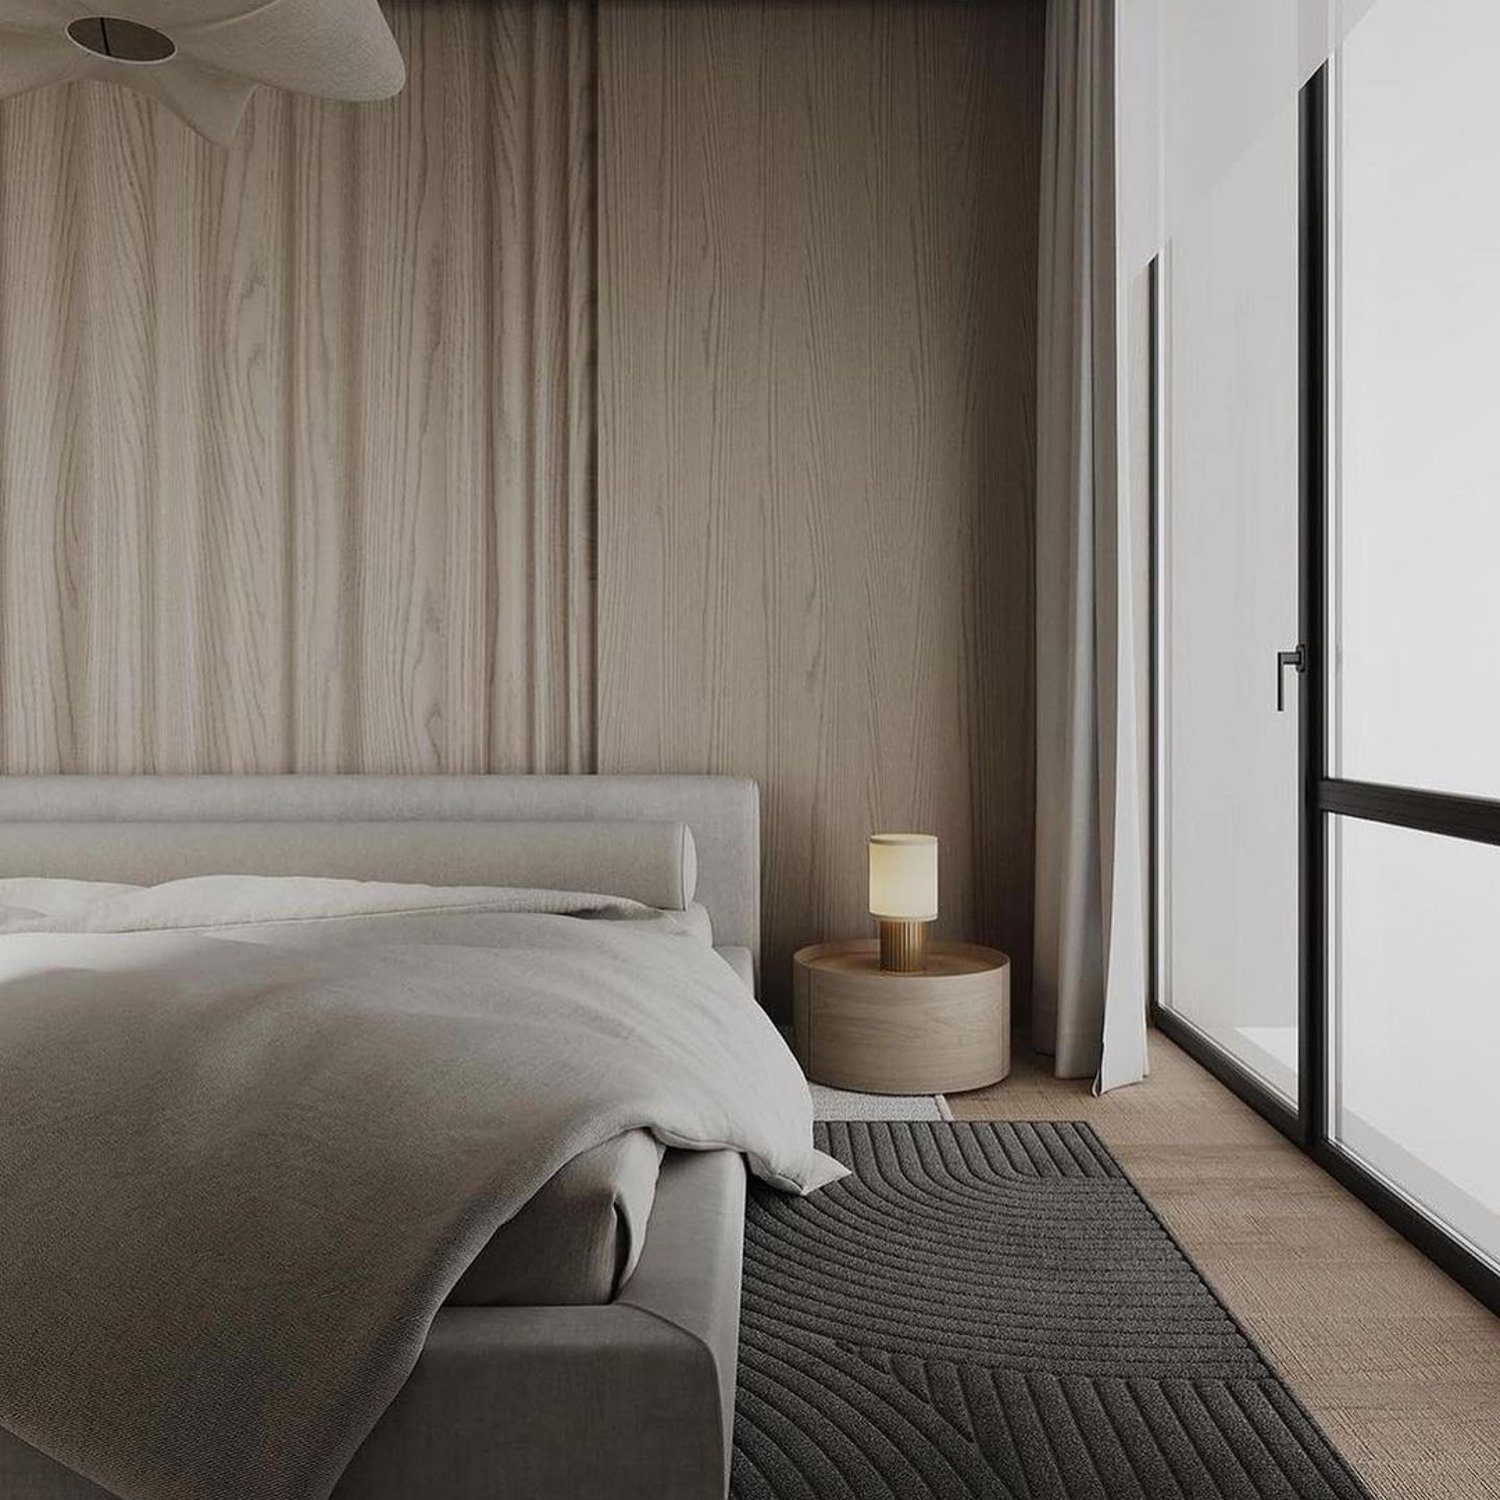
(878, 917, 929, 973)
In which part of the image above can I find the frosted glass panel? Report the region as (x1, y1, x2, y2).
(1160, 98, 1300, 1104)
(1330, 818, 1500, 1269)
(1335, 0, 1500, 796)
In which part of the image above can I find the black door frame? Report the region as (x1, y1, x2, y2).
(1148, 65, 1499, 1315)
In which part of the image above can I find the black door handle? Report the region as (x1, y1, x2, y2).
(1277, 646, 1306, 712)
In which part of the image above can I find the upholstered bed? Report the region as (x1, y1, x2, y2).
(0, 775, 806, 1500)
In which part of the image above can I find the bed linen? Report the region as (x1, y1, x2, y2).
(0, 876, 843, 1500)
(446, 1127, 664, 1306)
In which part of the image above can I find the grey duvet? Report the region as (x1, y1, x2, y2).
(446, 1127, 664, 1305)
(0, 876, 843, 1500)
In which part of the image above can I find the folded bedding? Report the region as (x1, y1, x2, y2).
(446, 1128, 665, 1306)
(0, 876, 844, 1500)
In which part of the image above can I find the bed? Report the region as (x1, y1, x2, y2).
(0, 774, 805, 1500)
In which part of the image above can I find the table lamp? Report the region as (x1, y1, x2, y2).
(868, 833, 938, 972)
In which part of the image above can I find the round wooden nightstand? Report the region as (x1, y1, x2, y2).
(792, 939, 1010, 1095)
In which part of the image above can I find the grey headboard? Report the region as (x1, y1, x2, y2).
(0, 775, 761, 973)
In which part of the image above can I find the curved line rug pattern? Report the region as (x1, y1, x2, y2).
(731, 1121, 1372, 1499)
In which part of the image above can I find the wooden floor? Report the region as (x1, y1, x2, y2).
(947, 1029, 1500, 1500)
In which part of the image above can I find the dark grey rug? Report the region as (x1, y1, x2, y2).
(732, 1121, 1372, 1499)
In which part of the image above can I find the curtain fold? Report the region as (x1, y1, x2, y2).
(1032, 0, 1149, 1092)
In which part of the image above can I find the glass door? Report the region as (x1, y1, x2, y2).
(1321, 0, 1500, 1286)
(1152, 19, 1500, 1312)
(1154, 94, 1304, 1121)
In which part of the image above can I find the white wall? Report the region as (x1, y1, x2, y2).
(1116, 0, 1380, 280)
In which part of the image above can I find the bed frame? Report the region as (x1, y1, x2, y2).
(0, 775, 759, 1500)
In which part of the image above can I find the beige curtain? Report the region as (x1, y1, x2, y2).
(1033, 0, 1149, 1091)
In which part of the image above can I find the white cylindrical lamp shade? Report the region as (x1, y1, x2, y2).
(867, 834, 938, 921)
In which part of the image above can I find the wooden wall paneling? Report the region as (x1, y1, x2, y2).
(436, 1, 494, 774)
(598, 0, 1043, 1017)
(0, 88, 79, 773)
(490, 0, 536, 774)
(562, 0, 597, 776)
(0, 0, 1039, 1010)
(284, 94, 361, 772)
(522, 1, 568, 773)
(0, 0, 597, 777)
(476, 0, 599, 774)
(80, 86, 156, 773)
(144, 106, 205, 770)
(170, 96, 286, 772)
(351, 5, 448, 772)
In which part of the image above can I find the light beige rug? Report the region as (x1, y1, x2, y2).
(808, 1082, 950, 1121)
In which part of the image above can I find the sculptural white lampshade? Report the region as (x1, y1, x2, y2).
(868, 833, 938, 973)
(0, 0, 406, 145)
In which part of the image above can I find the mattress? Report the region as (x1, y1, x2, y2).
(445, 1128, 665, 1306)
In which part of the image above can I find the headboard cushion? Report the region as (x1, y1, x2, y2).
(0, 775, 760, 971)
(0, 820, 698, 914)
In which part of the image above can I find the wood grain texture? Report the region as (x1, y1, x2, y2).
(0, 0, 597, 775)
(597, 0, 1044, 1018)
(794, 939, 1010, 1094)
(952, 1031, 1500, 1500)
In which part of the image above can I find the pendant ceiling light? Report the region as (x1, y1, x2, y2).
(0, 1, 405, 144)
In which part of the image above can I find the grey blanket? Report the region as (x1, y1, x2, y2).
(0, 877, 843, 1500)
